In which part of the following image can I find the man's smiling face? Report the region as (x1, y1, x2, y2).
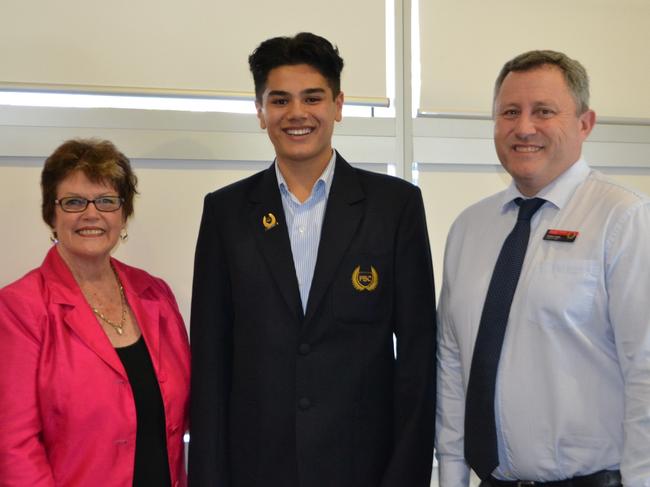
(256, 63, 343, 171)
(493, 64, 595, 196)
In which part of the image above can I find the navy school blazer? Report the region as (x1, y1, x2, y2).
(189, 153, 436, 487)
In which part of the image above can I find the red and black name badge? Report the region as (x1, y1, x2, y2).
(543, 229, 579, 242)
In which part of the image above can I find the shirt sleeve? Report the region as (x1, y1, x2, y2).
(605, 200, 650, 487)
(0, 287, 56, 487)
(435, 222, 472, 487)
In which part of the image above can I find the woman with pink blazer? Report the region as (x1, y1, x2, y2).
(0, 139, 190, 487)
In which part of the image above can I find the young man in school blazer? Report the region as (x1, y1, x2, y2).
(189, 32, 436, 487)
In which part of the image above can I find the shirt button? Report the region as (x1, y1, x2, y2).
(298, 343, 311, 355)
(298, 226, 305, 234)
(298, 397, 311, 410)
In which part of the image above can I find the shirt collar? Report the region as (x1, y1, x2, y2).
(501, 157, 591, 212)
(275, 150, 337, 202)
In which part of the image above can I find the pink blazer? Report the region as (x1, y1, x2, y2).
(0, 247, 190, 487)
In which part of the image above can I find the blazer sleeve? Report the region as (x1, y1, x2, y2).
(380, 187, 437, 487)
(188, 193, 233, 487)
(0, 286, 56, 487)
(156, 275, 192, 433)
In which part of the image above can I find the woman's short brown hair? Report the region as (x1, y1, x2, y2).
(41, 139, 138, 227)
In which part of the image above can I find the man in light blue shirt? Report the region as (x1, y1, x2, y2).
(436, 50, 650, 487)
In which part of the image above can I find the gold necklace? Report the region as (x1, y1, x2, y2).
(92, 269, 127, 336)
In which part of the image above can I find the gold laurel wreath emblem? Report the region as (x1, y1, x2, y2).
(351, 265, 379, 292)
(262, 213, 278, 230)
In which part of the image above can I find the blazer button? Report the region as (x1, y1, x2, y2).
(298, 343, 311, 355)
(298, 397, 311, 410)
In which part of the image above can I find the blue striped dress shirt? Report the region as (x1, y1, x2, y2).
(275, 151, 336, 312)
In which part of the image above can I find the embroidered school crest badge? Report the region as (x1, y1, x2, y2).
(351, 265, 379, 292)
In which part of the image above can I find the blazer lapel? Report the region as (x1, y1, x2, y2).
(44, 249, 126, 378)
(304, 155, 365, 323)
(249, 164, 304, 321)
(59, 301, 127, 378)
(114, 262, 165, 381)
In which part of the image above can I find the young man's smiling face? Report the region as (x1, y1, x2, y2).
(256, 63, 343, 172)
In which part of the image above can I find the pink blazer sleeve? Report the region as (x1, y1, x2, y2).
(0, 281, 56, 487)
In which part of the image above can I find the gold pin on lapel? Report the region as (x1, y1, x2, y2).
(262, 212, 278, 231)
(351, 265, 379, 292)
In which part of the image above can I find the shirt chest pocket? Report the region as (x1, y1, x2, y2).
(525, 259, 599, 328)
(332, 254, 389, 324)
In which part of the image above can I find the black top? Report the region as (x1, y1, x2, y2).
(116, 336, 171, 487)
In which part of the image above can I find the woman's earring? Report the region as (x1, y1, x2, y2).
(50, 231, 58, 244)
(120, 229, 128, 241)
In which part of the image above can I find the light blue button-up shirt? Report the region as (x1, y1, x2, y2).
(436, 158, 650, 487)
(275, 151, 336, 313)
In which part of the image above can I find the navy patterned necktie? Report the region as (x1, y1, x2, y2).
(464, 197, 546, 480)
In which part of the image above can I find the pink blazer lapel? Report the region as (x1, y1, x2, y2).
(113, 261, 165, 382)
(58, 295, 127, 378)
(44, 249, 127, 378)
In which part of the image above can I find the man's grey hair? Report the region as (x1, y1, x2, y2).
(493, 50, 590, 115)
